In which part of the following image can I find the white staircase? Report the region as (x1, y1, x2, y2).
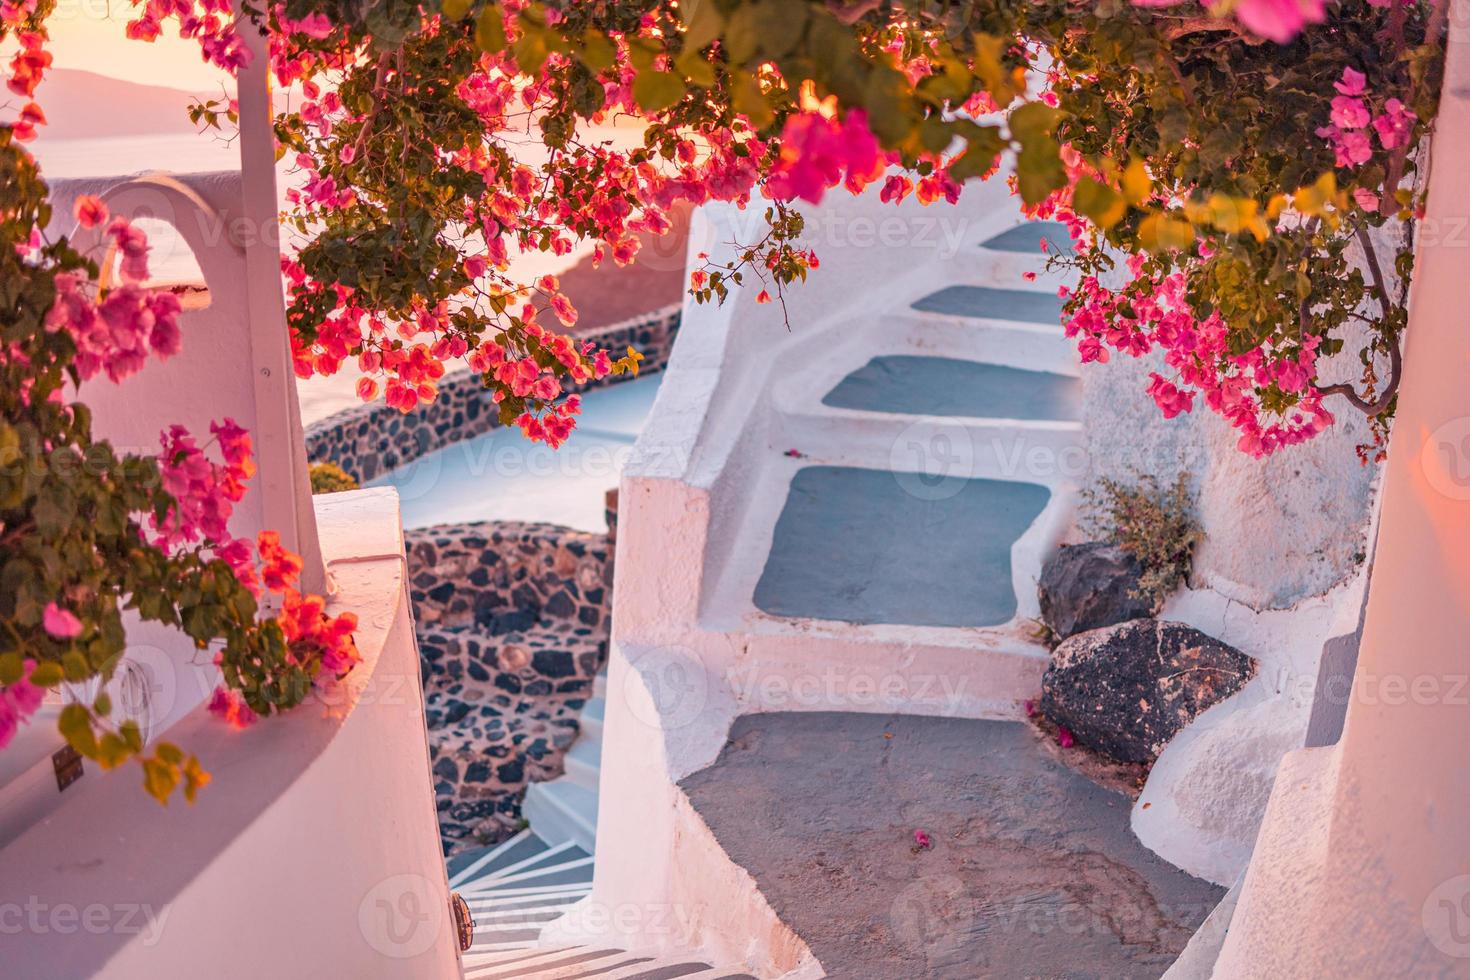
(450, 673, 757, 977)
(522, 675, 604, 853)
(449, 215, 1081, 978)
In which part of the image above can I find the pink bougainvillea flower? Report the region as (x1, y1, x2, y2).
(1372, 99, 1416, 149)
(1352, 187, 1380, 211)
(74, 194, 108, 229)
(549, 292, 578, 326)
(879, 174, 913, 204)
(913, 829, 933, 850)
(1330, 95, 1370, 130)
(766, 110, 885, 205)
(1232, 0, 1326, 43)
(1147, 373, 1196, 418)
(1057, 726, 1076, 749)
(42, 602, 82, 639)
(207, 686, 258, 729)
(7, 662, 45, 717)
(755, 289, 772, 305)
(0, 697, 15, 750)
(279, 12, 332, 38)
(258, 530, 304, 593)
(1334, 67, 1367, 97)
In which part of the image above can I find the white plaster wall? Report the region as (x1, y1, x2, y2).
(1131, 558, 1370, 885)
(1208, 34, 1470, 977)
(0, 489, 458, 979)
(1078, 332, 1377, 610)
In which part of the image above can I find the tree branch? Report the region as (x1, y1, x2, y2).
(1312, 224, 1402, 417)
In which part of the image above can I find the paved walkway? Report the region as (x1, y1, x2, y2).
(681, 712, 1223, 979)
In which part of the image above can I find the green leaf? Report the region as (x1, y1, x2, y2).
(723, 4, 760, 64)
(676, 48, 716, 88)
(732, 75, 773, 129)
(440, 0, 471, 22)
(28, 659, 61, 687)
(58, 703, 97, 756)
(633, 70, 684, 113)
(1008, 101, 1062, 142)
(972, 33, 1019, 106)
(62, 651, 88, 681)
(142, 757, 179, 805)
(579, 31, 615, 72)
(1073, 177, 1126, 229)
(1138, 213, 1195, 252)
(1121, 159, 1151, 206)
(513, 25, 552, 74)
(680, 0, 724, 54)
(183, 755, 210, 803)
(475, 8, 507, 53)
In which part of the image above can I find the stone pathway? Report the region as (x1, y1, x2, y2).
(680, 712, 1224, 979)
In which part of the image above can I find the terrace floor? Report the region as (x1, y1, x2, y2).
(680, 712, 1224, 979)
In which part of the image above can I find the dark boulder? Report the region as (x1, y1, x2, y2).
(1040, 619, 1255, 764)
(1038, 542, 1154, 639)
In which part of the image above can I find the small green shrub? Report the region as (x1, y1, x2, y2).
(1083, 472, 1203, 612)
(309, 461, 359, 494)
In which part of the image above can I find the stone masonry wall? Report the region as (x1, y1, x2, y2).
(406, 520, 613, 852)
(303, 305, 669, 852)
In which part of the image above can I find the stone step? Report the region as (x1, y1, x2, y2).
(752, 465, 1051, 629)
(462, 945, 737, 980)
(979, 219, 1074, 254)
(820, 355, 1081, 422)
(773, 410, 1084, 489)
(449, 830, 550, 889)
(912, 283, 1066, 326)
(523, 779, 598, 853)
(579, 696, 605, 741)
(563, 736, 602, 790)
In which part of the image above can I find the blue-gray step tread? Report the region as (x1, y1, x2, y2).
(754, 466, 1050, 628)
(912, 284, 1064, 325)
(980, 220, 1073, 254)
(822, 355, 1080, 421)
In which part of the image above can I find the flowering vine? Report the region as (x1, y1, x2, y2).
(0, 0, 1450, 804)
(0, 5, 358, 803)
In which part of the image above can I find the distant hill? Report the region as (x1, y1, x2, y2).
(31, 68, 223, 141)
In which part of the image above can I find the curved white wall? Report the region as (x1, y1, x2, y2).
(0, 490, 459, 978)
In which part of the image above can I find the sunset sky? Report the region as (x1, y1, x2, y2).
(43, 9, 229, 90)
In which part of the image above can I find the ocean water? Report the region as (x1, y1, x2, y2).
(29, 133, 591, 425)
